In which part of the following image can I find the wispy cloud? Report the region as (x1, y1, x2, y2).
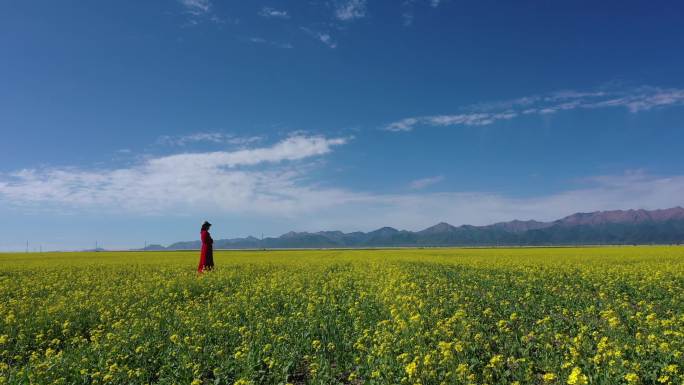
(280, 171, 683, 231)
(1, 151, 683, 232)
(335, 0, 367, 21)
(401, 11, 414, 26)
(401, 0, 442, 26)
(385, 86, 684, 132)
(0, 136, 349, 215)
(296, 170, 684, 232)
(177, 0, 227, 25)
(301, 27, 337, 48)
(156, 132, 263, 147)
(248, 37, 294, 49)
(179, 0, 211, 16)
(259, 7, 290, 19)
(409, 175, 444, 190)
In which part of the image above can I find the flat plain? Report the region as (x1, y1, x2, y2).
(1, 247, 683, 385)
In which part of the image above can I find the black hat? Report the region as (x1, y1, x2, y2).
(202, 221, 212, 227)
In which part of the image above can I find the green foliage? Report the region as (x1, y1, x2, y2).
(0, 247, 683, 384)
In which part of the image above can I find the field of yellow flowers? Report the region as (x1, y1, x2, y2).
(1, 247, 683, 385)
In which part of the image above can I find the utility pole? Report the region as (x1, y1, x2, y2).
(95, 241, 98, 252)
(261, 233, 264, 250)
(144, 240, 147, 250)
(26, 240, 28, 253)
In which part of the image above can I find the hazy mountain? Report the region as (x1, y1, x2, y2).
(555, 207, 684, 226)
(151, 207, 684, 250)
(418, 222, 459, 234)
(487, 219, 551, 233)
(141, 244, 166, 251)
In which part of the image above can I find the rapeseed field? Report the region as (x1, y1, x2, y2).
(0, 247, 682, 385)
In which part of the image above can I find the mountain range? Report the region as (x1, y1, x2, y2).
(143, 207, 684, 250)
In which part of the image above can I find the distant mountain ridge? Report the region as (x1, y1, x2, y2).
(144, 207, 684, 250)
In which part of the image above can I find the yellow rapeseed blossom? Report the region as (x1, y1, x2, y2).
(624, 372, 639, 384)
(0, 247, 682, 384)
(405, 361, 418, 378)
(567, 367, 588, 385)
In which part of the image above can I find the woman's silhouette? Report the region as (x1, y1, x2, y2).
(198, 221, 214, 273)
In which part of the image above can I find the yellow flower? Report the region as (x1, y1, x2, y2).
(543, 372, 557, 382)
(488, 354, 503, 367)
(169, 334, 180, 344)
(405, 361, 418, 378)
(624, 373, 639, 384)
(567, 367, 587, 385)
(456, 363, 468, 376)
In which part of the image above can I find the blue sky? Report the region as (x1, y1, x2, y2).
(1, 0, 684, 250)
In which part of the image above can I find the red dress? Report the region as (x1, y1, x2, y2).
(198, 229, 214, 273)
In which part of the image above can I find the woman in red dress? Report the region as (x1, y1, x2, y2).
(198, 221, 214, 273)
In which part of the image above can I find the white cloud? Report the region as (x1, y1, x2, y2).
(299, 171, 684, 232)
(248, 37, 294, 49)
(402, 11, 414, 26)
(149, 136, 346, 169)
(317, 33, 336, 48)
(2, 143, 683, 234)
(401, 0, 442, 26)
(585, 88, 684, 113)
(385, 86, 684, 132)
(226, 135, 264, 145)
(335, 0, 367, 21)
(301, 28, 337, 48)
(409, 175, 444, 190)
(177, 0, 226, 24)
(259, 7, 289, 19)
(157, 132, 263, 146)
(179, 0, 211, 16)
(386, 112, 517, 132)
(0, 136, 348, 215)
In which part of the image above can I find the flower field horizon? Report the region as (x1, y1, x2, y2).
(1, 247, 683, 385)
